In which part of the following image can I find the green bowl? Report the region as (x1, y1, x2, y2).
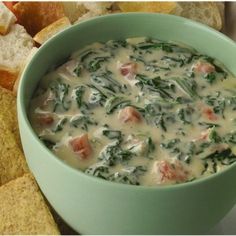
(17, 13, 236, 234)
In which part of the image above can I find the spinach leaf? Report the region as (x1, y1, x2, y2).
(41, 139, 56, 149)
(184, 142, 196, 164)
(203, 73, 216, 84)
(161, 56, 185, 67)
(88, 56, 110, 72)
(107, 40, 127, 49)
(198, 122, 220, 128)
(105, 96, 131, 114)
(202, 148, 236, 163)
(226, 96, 236, 110)
(50, 80, 71, 112)
(177, 107, 194, 124)
(160, 138, 180, 149)
(52, 117, 67, 132)
(91, 71, 123, 93)
(80, 49, 95, 62)
(224, 132, 236, 144)
(200, 55, 228, 78)
(145, 137, 155, 155)
(99, 143, 134, 166)
(204, 93, 225, 118)
(73, 64, 83, 76)
(208, 127, 221, 143)
(169, 77, 199, 99)
(108, 166, 147, 185)
(87, 84, 107, 106)
(85, 164, 109, 179)
(135, 74, 175, 99)
(103, 129, 122, 142)
(136, 42, 174, 52)
(73, 86, 89, 113)
(70, 115, 97, 131)
(154, 112, 167, 131)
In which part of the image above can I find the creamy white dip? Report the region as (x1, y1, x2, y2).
(29, 37, 236, 186)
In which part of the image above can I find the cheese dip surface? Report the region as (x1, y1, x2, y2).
(29, 37, 236, 186)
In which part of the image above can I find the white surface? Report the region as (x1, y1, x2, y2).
(208, 205, 236, 234)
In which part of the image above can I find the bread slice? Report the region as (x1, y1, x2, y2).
(13, 2, 65, 36)
(115, 2, 223, 31)
(62, 2, 87, 23)
(216, 2, 225, 30)
(0, 124, 29, 186)
(117, 2, 177, 14)
(0, 2, 16, 35)
(0, 24, 34, 90)
(13, 47, 38, 95)
(75, 2, 115, 23)
(83, 2, 113, 14)
(172, 2, 223, 31)
(0, 86, 21, 143)
(33, 16, 71, 45)
(0, 173, 60, 234)
(13, 2, 86, 36)
(0, 87, 29, 186)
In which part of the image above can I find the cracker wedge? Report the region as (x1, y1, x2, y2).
(0, 173, 60, 234)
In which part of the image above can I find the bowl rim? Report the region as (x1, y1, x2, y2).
(18, 12, 236, 191)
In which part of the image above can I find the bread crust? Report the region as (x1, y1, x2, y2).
(0, 86, 29, 186)
(117, 2, 177, 13)
(13, 2, 65, 36)
(0, 173, 60, 234)
(33, 16, 71, 45)
(0, 2, 17, 35)
(0, 66, 18, 90)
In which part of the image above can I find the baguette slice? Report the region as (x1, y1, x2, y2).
(33, 16, 71, 45)
(0, 173, 60, 234)
(0, 2, 16, 35)
(0, 86, 29, 186)
(0, 24, 34, 90)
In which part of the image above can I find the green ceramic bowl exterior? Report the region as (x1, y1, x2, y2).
(18, 13, 236, 234)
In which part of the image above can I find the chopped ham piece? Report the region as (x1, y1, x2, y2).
(193, 61, 215, 74)
(120, 62, 137, 80)
(203, 107, 218, 121)
(118, 106, 141, 123)
(69, 134, 92, 159)
(37, 114, 54, 126)
(153, 160, 189, 183)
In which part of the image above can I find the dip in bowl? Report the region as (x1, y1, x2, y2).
(18, 13, 236, 234)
